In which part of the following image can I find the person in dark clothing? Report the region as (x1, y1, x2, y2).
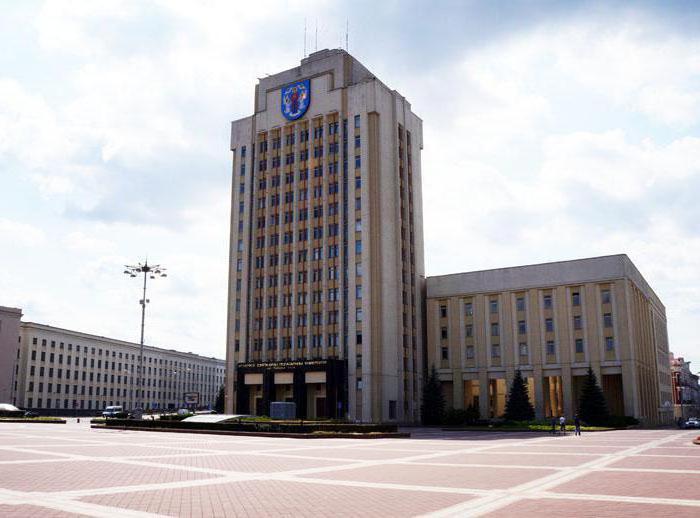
(551, 416, 557, 434)
(574, 414, 581, 436)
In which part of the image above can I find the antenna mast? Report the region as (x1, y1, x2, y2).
(346, 19, 349, 51)
(304, 18, 307, 57)
(315, 19, 318, 52)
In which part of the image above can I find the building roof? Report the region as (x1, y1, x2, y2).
(426, 254, 663, 311)
(19, 321, 225, 364)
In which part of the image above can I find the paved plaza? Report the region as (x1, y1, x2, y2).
(0, 422, 698, 517)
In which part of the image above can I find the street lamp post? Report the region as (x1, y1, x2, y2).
(124, 260, 167, 412)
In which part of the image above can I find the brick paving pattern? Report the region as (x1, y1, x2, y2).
(0, 422, 697, 517)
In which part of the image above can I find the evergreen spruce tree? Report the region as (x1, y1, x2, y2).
(214, 385, 225, 414)
(504, 369, 535, 421)
(578, 367, 610, 425)
(421, 365, 446, 425)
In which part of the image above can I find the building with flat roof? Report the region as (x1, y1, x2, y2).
(670, 354, 700, 420)
(0, 306, 225, 415)
(225, 49, 425, 422)
(426, 255, 673, 425)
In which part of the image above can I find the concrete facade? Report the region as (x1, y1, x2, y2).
(670, 354, 700, 419)
(426, 255, 673, 425)
(0, 306, 22, 404)
(0, 306, 225, 414)
(226, 49, 425, 422)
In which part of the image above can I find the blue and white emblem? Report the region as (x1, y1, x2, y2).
(281, 80, 310, 121)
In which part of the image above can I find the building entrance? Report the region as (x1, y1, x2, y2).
(235, 359, 347, 419)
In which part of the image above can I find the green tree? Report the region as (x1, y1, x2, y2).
(504, 369, 535, 421)
(421, 365, 445, 425)
(214, 385, 225, 414)
(578, 367, 610, 425)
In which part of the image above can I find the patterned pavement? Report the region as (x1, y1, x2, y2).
(0, 421, 698, 517)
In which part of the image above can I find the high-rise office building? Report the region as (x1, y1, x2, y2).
(225, 49, 425, 422)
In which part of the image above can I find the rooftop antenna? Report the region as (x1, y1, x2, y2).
(315, 18, 318, 52)
(303, 18, 307, 57)
(346, 19, 349, 52)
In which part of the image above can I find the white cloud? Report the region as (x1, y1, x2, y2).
(64, 231, 117, 253)
(0, 219, 46, 246)
(548, 23, 700, 126)
(541, 130, 700, 200)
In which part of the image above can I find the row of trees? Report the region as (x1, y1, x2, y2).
(421, 366, 610, 425)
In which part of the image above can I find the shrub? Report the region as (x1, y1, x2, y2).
(421, 365, 445, 425)
(604, 415, 639, 428)
(442, 405, 480, 426)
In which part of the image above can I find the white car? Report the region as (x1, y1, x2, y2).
(102, 406, 126, 418)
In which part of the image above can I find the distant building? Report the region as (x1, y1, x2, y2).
(426, 255, 673, 426)
(670, 354, 700, 419)
(0, 306, 225, 415)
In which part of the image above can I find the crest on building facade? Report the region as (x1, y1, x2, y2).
(281, 80, 310, 121)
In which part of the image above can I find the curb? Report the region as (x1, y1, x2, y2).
(0, 419, 66, 424)
(92, 424, 409, 439)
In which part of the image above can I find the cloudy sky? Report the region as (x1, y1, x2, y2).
(1, 0, 699, 368)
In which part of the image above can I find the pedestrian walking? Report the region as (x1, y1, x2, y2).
(550, 416, 557, 434)
(574, 414, 581, 436)
(559, 415, 566, 434)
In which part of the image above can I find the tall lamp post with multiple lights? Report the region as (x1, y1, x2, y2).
(124, 260, 167, 411)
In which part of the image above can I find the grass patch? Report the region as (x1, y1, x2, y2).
(444, 420, 615, 432)
(0, 417, 66, 423)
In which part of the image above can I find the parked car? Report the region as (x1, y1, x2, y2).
(102, 406, 128, 418)
(684, 418, 700, 429)
(0, 403, 25, 418)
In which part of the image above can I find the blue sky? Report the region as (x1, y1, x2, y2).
(1, 1, 699, 369)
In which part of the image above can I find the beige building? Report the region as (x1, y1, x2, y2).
(226, 49, 425, 422)
(0, 306, 225, 414)
(426, 255, 673, 425)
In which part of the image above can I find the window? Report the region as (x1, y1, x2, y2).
(605, 336, 615, 351)
(490, 300, 498, 314)
(491, 344, 501, 358)
(465, 324, 473, 337)
(464, 302, 473, 316)
(355, 220, 362, 232)
(543, 294, 552, 309)
(572, 292, 581, 306)
(601, 289, 611, 304)
(491, 323, 499, 337)
(575, 338, 584, 354)
(441, 327, 448, 340)
(441, 347, 448, 360)
(519, 342, 528, 356)
(546, 340, 556, 355)
(545, 318, 554, 332)
(573, 315, 582, 330)
(518, 320, 527, 334)
(603, 313, 613, 328)
(516, 297, 525, 312)
(439, 305, 447, 318)
(355, 156, 361, 169)
(356, 308, 363, 322)
(465, 345, 475, 359)
(355, 240, 362, 254)
(354, 114, 360, 128)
